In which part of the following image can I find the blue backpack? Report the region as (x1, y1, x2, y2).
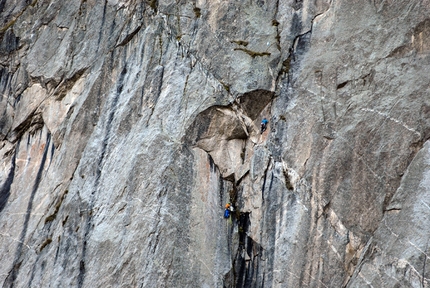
(224, 209, 230, 218)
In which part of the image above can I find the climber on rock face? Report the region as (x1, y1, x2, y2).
(224, 203, 233, 218)
(261, 118, 268, 134)
(224, 207, 230, 218)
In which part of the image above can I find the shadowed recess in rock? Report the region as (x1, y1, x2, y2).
(224, 212, 264, 288)
(0, 144, 17, 214)
(186, 89, 274, 146)
(235, 90, 274, 120)
(0, 29, 19, 53)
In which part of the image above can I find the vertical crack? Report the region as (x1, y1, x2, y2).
(77, 60, 127, 288)
(4, 133, 51, 287)
(0, 145, 17, 214)
(226, 212, 264, 288)
(261, 157, 272, 204)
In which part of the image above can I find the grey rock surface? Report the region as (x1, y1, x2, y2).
(0, 0, 429, 287)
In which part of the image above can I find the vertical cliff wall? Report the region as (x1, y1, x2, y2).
(0, 0, 429, 287)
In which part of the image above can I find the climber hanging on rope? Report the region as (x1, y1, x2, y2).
(261, 118, 268, 134)
(224, 203, 234, 218)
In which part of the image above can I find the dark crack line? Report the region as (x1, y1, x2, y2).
(261, 157, 272, 204)
(145, 65, 164, 127)
(279, 8, 328, 87)
(344, 237, 374, 287)
(115, 24, 143, 48)
(0, 145, 17, 214)
(95, 0, 108, 53)
(77, 57, 127, 288)
(4, 133, 51, 288)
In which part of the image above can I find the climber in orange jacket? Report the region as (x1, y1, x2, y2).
(224, 203, 234, 218)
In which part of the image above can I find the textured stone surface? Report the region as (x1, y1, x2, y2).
(347, 141, 430, 287)
(0, 0, 429, 287)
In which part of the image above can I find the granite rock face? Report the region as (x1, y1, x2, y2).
(0, 0, 429, 287)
